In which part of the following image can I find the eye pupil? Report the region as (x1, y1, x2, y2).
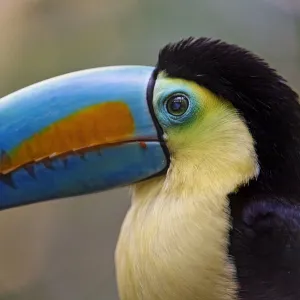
(166, 94, 189, 116)
(171, 100, 182, 111)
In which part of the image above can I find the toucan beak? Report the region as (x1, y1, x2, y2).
(0, 66, 169, 210)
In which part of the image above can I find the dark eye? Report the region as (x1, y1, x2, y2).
(166, 94, 189, 116)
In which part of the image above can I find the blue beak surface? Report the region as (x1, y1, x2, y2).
(0, 66, 169, 210)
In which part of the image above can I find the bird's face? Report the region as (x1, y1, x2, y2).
(147, 72, 258, 196)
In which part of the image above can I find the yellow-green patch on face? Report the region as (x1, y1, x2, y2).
(152, 72, 259, 192)
(153, 72, 242, 151)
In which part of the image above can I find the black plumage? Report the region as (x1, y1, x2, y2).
(156, 37, 300, 299)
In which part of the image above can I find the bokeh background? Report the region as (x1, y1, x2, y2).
(0, 0, 299, 299)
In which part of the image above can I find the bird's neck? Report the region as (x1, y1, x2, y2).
(115, 140, 258, 300)
(116, 178, 240, 299)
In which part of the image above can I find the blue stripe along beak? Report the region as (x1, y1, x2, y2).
(0, 66, 169, 210)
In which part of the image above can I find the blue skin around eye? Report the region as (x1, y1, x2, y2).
(155, 85, 200, 128)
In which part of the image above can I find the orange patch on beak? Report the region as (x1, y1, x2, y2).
(1, 101, 135, 174)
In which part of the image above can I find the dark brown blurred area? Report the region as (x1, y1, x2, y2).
(0, 0, 299, 299)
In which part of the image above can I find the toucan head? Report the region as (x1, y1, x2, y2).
(1, 37, 300, 300)
(1, 37, 300, 211)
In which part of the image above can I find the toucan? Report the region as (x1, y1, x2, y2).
(0, 37, 300, 300)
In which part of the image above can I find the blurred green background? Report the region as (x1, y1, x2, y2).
(0, 0, 299, 299)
